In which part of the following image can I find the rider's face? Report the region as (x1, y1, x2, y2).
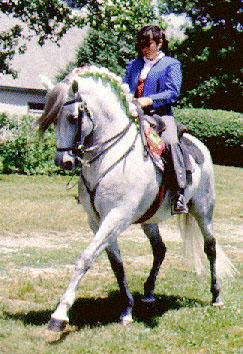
(140, 39, 162, 60)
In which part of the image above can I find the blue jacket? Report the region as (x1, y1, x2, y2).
(124, 56, 182, 115)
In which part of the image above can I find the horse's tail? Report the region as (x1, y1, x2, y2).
(178, 213, 238, 278)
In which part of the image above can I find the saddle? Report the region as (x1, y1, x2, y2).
(134, 106, 204, 223)
(140, 113, 204, 178)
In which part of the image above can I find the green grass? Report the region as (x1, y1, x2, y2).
(0, 166, 242, 353)
(0, 166, 242, 232)
(0, 174, 84, 233)
(214, 165, 243, 224)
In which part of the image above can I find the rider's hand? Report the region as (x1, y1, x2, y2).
(137, 97, 153, 108)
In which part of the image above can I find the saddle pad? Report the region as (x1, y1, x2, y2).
(143, 121, 166, 171)
(133, 121, 166, 223)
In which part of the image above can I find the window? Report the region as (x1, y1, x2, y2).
(28, 102, 45, 114)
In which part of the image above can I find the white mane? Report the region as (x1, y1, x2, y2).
(72, 66, 139, 119)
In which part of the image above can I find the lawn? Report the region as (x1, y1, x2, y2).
(0, 165, 242, 353)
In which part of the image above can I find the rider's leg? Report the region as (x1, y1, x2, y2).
(159, 115, 188, 214)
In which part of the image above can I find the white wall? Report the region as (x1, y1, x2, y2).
(0, 89, 47, 116)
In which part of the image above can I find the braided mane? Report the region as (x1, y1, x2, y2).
(39, 65, 138, 133)
(73, 66, 138, 119)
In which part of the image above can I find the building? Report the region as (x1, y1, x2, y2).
(0, 11, 86, 116)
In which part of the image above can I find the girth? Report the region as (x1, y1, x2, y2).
(135, 181, 166, 224)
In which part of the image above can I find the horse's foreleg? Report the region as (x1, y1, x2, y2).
(106, 239, 134, 325)
(141, 224, 166, 302)
(48, 210, 131, 332)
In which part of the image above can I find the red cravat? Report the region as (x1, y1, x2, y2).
(136, 78, 145, 98)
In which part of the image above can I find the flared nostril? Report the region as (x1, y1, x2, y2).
(63, 160, 73, 170)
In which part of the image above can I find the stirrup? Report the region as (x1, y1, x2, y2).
(172, 194, 188, 214)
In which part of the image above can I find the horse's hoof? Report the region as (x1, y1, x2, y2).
(48, 318, 68, 332)
(141, 295, 155, 303)
(120, 309, 133, 326)
(120, 314, 133, 326)
(44, 330, 62, 343)
(212, 300, 224, 307)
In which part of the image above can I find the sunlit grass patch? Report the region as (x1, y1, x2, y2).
(0, 166, 242, 353)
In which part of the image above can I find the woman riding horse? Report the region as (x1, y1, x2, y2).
(124, 25, 188, 214)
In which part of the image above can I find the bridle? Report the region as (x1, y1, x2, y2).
(56, 97, 88, 157)
(56, 96, 137, 167)
(56, 84, 165, 223)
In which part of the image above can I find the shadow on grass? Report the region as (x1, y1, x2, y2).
(3, 291, 207, 330)
(133, 292, 207, 328)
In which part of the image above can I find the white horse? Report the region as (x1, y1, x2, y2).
(39, 66, 237, 332)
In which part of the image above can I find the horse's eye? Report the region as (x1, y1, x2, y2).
(67, 115, 77, 124)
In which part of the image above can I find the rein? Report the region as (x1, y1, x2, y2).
(77, 102, 138, 219)
(81, 120, 133, 166)
(80, 130, 139, 219)
(57, 98, 133, 164)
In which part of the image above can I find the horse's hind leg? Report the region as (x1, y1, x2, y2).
(191, 205, 224, 307)
(141, 224, 166, 302)
(204, 237, 223, 306)
(106, 239, 134, 325)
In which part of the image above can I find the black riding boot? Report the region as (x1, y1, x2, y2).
(173, 188, 188, 214)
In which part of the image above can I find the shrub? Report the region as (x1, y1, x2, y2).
(0, 114, 62, 175)
(174, 108, 243, 166)
(0, 109, 242, 175)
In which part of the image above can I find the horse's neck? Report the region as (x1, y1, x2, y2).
(82, 83, 130, 143)
(79, 79, 140, 179)
(95, 114, 130, 143)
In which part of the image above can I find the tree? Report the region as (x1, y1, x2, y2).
(159, 0, 243, 112)
(0, 0, 75, 77)
(1, 0, 160, 78)
(58, 0, 161, 79)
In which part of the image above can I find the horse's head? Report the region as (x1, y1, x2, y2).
(55, 97, 94, 170)
(39, 66, 139, 170)
(39, 76, 94, 170)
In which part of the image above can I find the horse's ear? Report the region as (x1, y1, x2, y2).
(72, 80, 79, 94)
(39, 75, 54, 92)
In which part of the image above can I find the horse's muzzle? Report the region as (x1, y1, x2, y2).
(55, 151, 77, 170)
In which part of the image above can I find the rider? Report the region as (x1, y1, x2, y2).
(124, 25, 188, 214)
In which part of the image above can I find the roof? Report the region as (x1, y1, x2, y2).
(0, 14, 87, 90)
(0, 85, 47, 94)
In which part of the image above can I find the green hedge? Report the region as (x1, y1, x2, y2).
(0, 109, 242, 175)
(0, 114, 62, 175)
(174, 109, 243, 166)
